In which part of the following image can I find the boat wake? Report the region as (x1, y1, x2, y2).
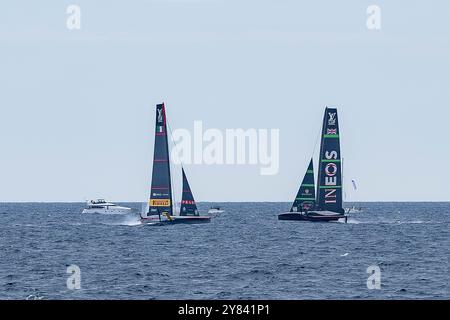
(378, 219, 434, 225)
(26, 294, 45, 300)
(344, 218, 361, 224)
(339, 219, 437, 225)
(101, 215, 142, 227)
(333, 217, 360, 224)
(119, 215, 142, 226)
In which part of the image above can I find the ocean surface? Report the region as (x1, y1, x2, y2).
(0, 202, 448, 300)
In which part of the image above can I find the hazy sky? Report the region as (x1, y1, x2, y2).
(1, 1, 449, 202)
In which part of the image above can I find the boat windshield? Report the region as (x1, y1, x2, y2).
(88, 200, 115, 207)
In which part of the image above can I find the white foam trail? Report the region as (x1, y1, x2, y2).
(340, 253, 349, 257)
(140, 202, 148, 218)
(345, 218, 361, 224)
(336, 218, 360, 224)
(376, 219, 433, 225)
(102, 214, 142, 226)
(120, 215, 142, 226)
(100, 212, 129, 215)
(26, 294, 44, 300)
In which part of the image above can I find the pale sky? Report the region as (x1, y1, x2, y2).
(0, 0, 449, 202)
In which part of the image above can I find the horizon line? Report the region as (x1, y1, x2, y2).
(0, 200, 449, 203)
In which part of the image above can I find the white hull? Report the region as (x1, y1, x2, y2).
(207, 209, 224, 215)
(82, 206, 131, 215)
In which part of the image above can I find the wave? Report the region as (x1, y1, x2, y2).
(103, 215, 142, 226)
(368, 220, 436, 225)
(336, 218, 437, 225)
(344, 218, 361, 224)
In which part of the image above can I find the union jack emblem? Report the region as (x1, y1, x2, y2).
(327, 129, 337, 135)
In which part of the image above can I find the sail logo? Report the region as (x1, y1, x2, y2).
(171, 121, 280, 175)
(150, 199, 171, 207)
(152, 188, 169, 198)
(325, 163, 337, 177)
(323, 150, 338, 204)
(328, 112, 336, 126)
(157, 108, 163, 123)
(327, 129, 337, 135)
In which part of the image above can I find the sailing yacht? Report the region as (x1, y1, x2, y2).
(140, 103, 210, 224)
(278, 107, 347, 222)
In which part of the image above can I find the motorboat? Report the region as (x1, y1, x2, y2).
(82, 199, 132, 214)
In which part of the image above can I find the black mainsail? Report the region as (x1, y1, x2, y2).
(278, 106, 346, 222)
(147, 103, 173, 218)
(290, 159, 316, 212)
(180, 168, 199, 216)
(316, 107, 344, 214)
(142, 102, 210, 224)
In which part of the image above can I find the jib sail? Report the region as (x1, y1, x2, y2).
(291, 159, 316, 212)
(180, 168, 198, 216)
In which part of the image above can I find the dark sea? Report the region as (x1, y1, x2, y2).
(0, 202, 448, 300)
